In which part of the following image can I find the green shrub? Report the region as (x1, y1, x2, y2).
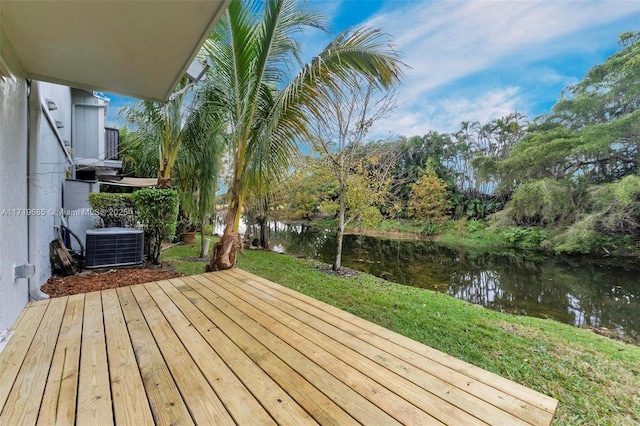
(88, 193, 137, 228)
(407, 169, 450, 223)
(507, 178, 575, 225)
(502, 227, 545, 249)
(466, 220, 485, 233)
(588, 175, 640, 236)
(132, 189, 179, 264)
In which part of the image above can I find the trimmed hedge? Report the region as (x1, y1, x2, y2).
(87, 193, 137, 228)
(132, 189, 179, 264)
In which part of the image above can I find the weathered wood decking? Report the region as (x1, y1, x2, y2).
(0, 269, 557, 425)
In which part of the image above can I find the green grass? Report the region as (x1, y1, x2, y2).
(162, 237, 640, 425)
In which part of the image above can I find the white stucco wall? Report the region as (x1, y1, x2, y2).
(29, 82, 73, 290)
(0, 47, 74, 339)
(40, 83, 72, 144)
(0, 28, 29, 338)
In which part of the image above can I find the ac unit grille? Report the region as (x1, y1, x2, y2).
(85, 227, 144, 268)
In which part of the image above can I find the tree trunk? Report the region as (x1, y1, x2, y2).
(206, 232, 242, 271)
(258, 217, 269, 250)
(199, 217, 207, 258)
(156, 175, 172, 189)
(157, 162, 172, 189)
(333, 178, 345, 271)
(207, 179, 242, 271)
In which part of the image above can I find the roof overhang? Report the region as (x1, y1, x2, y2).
(0, 0, 230, 102)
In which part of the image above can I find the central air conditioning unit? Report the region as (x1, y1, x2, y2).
(85, 227, 144, 268)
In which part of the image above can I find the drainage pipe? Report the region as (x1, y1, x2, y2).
(26, 81, 51, 301)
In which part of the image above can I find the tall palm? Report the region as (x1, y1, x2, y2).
(176, 83, 226, 256)
(122, 76, 191, 189)
(205, 0, 405, 271)
(122, 78, 226, 256)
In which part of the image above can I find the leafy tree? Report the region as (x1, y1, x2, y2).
(406, 168, 450, 224)
(391, 132, 455, 207)
(501, 31, 640, 186)
(120, 81, 225, 256)
(310, 76, 401, 270)
(204, 0, 405, 271)
(497, 178, 577, 226)
(277, 156, 337, 221)
(176, 86, 226, 256)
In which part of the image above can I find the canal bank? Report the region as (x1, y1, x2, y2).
(264, 225, 640, 343)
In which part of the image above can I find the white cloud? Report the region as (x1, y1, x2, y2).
(372, 86, 522, 137)
(361, 0, 640, 133)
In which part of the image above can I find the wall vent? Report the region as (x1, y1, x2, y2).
(85, 227, 143, 268)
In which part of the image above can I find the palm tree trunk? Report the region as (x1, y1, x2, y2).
(157, 165, 172, 189)
(208, 178, 242, 271)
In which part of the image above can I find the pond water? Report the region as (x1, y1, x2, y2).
(263, 224, 640, 341)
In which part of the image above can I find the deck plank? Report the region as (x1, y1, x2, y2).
(144, 280, 276, 425)
(0, 270, 558, 425)
(227, 269, 543, 425)
(217, 271, 506, 425)
(117, 286, 194, 425)
(202, 272, 452, 425)
(77, 291, 113, 425)
(0, 297, 67, 425)
(0, 303, 48, 414)
(102, 289, 154, 425)
(187, 274, 405, 425)
(175, 276, 357, 425)
(159, 278, 319, 425)
(231, 268, 559, 424)
(37, 294, 84, 425)
(129, 284, 235, 425)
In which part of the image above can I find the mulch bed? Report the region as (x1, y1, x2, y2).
(42, 265, 183, 298)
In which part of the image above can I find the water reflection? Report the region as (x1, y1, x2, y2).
(266, 226, 640, 341)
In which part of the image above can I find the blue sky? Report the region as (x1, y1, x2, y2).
(106, 0, 640, 137)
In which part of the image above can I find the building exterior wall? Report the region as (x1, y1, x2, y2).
(29, 81, 73, 290)
(0, 29, 29, 339)
(72, 90, 107, 161)
(0, 37, 75, 339)
(40, 83, 72, 141)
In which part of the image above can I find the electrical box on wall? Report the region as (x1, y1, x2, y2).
(14, 264, 35, 280)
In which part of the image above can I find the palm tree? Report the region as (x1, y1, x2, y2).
(122, 76, 191, 189)
(121, 78, 226, 256)
(205, 0, 405, 271)
(176, 83, 226, 256)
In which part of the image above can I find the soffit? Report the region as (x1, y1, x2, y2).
(1, 0, 229, 101)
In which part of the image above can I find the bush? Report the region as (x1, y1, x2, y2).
(132, 189, 179, 264)
(553, 215, 602, 254)
(466, 220, 485, 233)
(588, 175, 640, 236)
(88, 193, 137, 228)
(507, 178, 575, 225)
(502, 227, 545, 249)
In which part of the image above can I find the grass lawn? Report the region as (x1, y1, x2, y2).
(162, 237, 640, 425)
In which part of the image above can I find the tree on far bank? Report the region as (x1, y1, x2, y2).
(407, 166, 450, 225)
(499, 30, 640, 187)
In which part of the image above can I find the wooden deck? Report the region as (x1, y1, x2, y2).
(0, 269, 557, 425)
